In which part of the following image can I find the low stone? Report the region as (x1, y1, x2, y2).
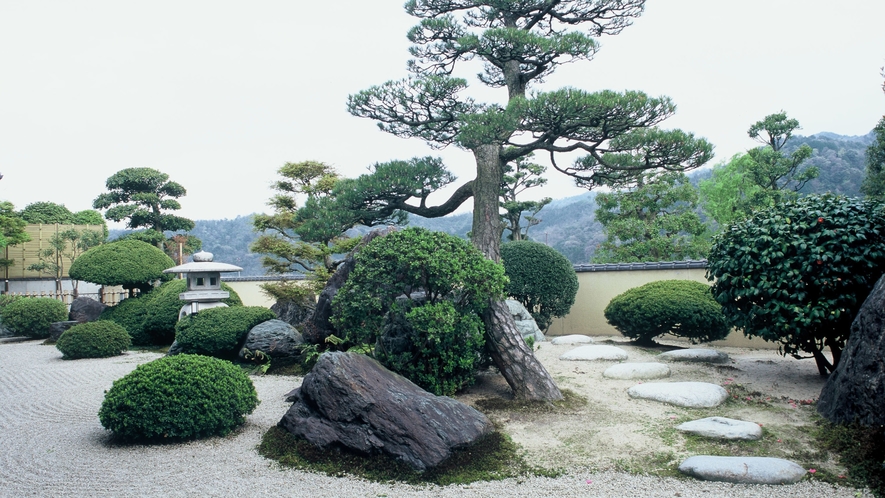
(279, 351, 493, 471)
(659, 349, 729, 364)
(627, 382, 728, 408)
(678, 456, 807, 484)
(506, 299, 545, 343)
(603, 362, 670, 380)
(551, 334, 594, 345)
(167, 340, 183, 356)
(238, 319, 304, 360)
(560, 345, 628, 361)
(68, 297, 106, 323)
(676, 417, 762, 440)
(47, 321, 79, 343)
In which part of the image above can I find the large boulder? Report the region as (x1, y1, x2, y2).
(47, 321, 79, 343)
(270, 297, 314, 328)
(506, 299, 545, 343)
(238, 319, 304, 360)
(817, 274, 885, 426)
(278, 351, 493, 471)
(68, 296, 107, 323)
(303, 227, 396, 344)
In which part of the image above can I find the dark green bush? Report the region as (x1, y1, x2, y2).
(141, 279, 242, 345)
(500, 240, 578, 331)
(0, 294, 24, 335)
(69, 239, 175, 296)
(98, 354, 259, 440)
(0, 297, 68, 339)
(56, 320, 131, 359)
(604, 280, 729, 345)
(174, 306, 276, 359)
(707, 194, 885, 375)
(331, 227, 507, 395)
(99, 294, 155, 345)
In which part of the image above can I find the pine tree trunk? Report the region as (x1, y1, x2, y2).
(472, 145, 563, 402)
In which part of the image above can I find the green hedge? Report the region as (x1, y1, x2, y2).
(174, 306, 276, 359)
(99, 295, 154, 345)
(501, 240, 578, 331)
(56, 321, 131, 359)
(98, 354, 259, 440)
(0, 297, 68, 339)
(141, 279, 242, 345)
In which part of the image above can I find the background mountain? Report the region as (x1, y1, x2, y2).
(109, 131, 874, 275)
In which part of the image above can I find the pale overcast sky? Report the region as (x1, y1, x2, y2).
(1, 1, 883, 227)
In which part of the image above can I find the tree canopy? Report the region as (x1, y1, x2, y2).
(93, 168, 194, 234)
(0, 202, 30, 268)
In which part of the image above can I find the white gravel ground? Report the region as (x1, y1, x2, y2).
(0, 338, 872, 498)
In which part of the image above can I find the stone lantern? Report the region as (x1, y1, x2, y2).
(162, 250, 243, 320)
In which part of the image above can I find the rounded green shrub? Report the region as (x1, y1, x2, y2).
(604, 280, 729, 346)
(98, 354, 259, 440)
(0, 297, 68, 339)
(174, 306, 276, 359)
(500, 240, 579, 331)
(99, 294, 155, 345)
(69, 239, 175, 296)
(141, 279, 242, 345)
(332, 227, 507, 395)
(56, 320, 131, 359)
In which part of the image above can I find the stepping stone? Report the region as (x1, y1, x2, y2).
(659, 349, 729, 364)
(551, 334, 594, 345)
(678, 456, 807, 485)
(676, 417, 762, 440)
(560, 345, 627, 361)
(627, 382, 728, 408)
(603, 362, 670, 380)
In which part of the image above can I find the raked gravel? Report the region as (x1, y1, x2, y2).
(0, 338, 871, 498)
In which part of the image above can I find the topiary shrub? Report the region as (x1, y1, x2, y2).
(56, 320, 131, 359)
(604, 280, 729, 346)
(99, 294, 155, 345)
(707, 194, 885, 375)
(141, 279, 242, 345)
(98, 354, 259, 440)
(0, 297, 68, 339)
(174, 306, 276, 359)
(69, 239, 175, 297)
(0, 295, 24, 336)
(331, 227, 507, 396)
(500, 240, 578, 331)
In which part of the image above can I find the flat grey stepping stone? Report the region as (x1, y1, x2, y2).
(658, 349, 729, 364)
(560, 345, 627, 361)
(551, 334, 594, 345)
(627, 382, 727, 408)
(678, 456, 807, 484)
(603, 362, 670, 380)
(676, 417, 762, 440)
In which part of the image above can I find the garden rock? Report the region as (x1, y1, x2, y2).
(817, 274, 885, 426)
(506, 299, 545, 343)
(167, 340, 183, 356)
(627, 382, 728, 408)
(676, 417, 762, 440)
(278, 351, 493, 471)
(238, 319, 304, 360)
(659, 349, 729, 364)
(47, 321, 79, 343)
(560, 345, 627, 361)
(68, 297, 107, 323)
(270, 297, 315, 328)
(550, 334, 594, 345)
(678, 456, 807, 484)
(603, 362, 670, 380)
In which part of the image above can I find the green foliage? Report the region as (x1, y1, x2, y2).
(0, 297, 68, 339)
(603, 280, 729, 345)
(744, 112, 818, 198)
(99, 295, 154, 345)
(707, 194, 885, 374)
(174, 306, 275, 359)
(56, 320, 131, 359)
(593, 171, 709, 263)
(861, 116, 885, 201)
(98, 354, 259, 440)
(500, 240, 578, 331)
(816, 422, 885, 497)
(69, 239, 175, 295)
(27, 228, 105, 293)
(500, 154, 550, 241)
(140, 279, 242, 345)
(0, 202, 30, 267)
(18, 201, 75, 224)
(332, 228, 507, 394)
(93, 167, 194, 234)
(699, 153, 764, 229)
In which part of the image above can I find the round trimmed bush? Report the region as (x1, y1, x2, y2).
(141, 279, 242, 345)
(174, 306, 276, 359)
(56, 320, 131, 359)
(501, 240, 579, 331)
(99, 294, 154, 345)
(0, 297, 68, 339)
(69, 239, 175, 296)
(604, 280, 729, 346)
(98, 354, 259, 440)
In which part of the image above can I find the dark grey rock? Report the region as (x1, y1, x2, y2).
(238, 319, 304, 360)
(270, 297, 315, 328)
(818, 274, 885, 426)
(676, 417, 762, 440)
(167, 340, 183, 356)
(68, 297, 107, 323)
(278, 351, 493, 471)
(678, 456, 807, 484)
(47, 321, 79, 343)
